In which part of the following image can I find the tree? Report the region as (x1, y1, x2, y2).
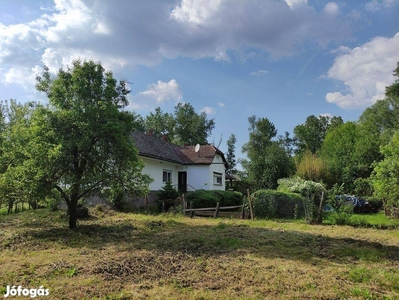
(293, 115, 343, 155)
(0, 100, 47, 213)
(226, 133, 237, 175)
(320, 121, 364, 191)
(144, 107, 175, 138)
(35, 60, 151, 228)
(242, 116, 294, 189)
(173, 103, 215, 145)
(371, 130, 399, 215)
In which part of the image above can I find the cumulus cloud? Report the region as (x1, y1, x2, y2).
(201, 106, 216, 115)
(250, 70, 269, 76)
(129, 79, 183, 111)
(0, 0, 354, 92)
(325, 33, 399, 109)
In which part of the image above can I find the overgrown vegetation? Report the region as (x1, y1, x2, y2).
(0, 209, 398, 299)
(249, 189, 304, 219)
(186, 190, 243, 208)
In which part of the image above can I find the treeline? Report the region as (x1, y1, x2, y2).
(237, 62, 399, 216)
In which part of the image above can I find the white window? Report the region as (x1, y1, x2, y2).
(163, 170, 172, 183)
(213, 172, 222, 185)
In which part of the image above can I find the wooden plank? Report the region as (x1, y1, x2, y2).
(218, 205, 243, 210)
(194, 211, 215, 217)
(183, 207, 216, 212)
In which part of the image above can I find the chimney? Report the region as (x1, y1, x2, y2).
(162, 134, 169, 142)
(147, 129, 154, 136)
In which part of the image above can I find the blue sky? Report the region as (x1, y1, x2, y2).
(1, 0, 398, 165)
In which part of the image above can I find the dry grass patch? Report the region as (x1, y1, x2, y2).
(0, 208, 398, 299)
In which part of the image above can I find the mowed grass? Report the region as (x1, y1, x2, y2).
(1, 207, 399, 299)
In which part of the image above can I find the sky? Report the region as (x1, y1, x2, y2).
(1, 0, 399, 165)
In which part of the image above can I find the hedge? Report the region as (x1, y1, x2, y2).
(185, 190, 243, 208)
(250, 189, 305, 219)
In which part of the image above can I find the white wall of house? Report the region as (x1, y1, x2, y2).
(186, 165, 210, 191)
(140, 154, 226, 192)
(140, 157, 181, 191)
(208, 154, 226, 191)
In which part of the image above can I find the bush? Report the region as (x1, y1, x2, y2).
(186, 190, 243, 208)
(250, 190, 305, 219)
(157, 181, 180, 212)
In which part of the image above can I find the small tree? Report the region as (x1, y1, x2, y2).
(157, 181, 180, 212)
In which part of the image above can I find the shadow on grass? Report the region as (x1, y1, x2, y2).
(24, 217, 399, 266)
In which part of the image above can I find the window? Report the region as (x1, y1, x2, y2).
(163, 170, 172, 183)
(213, 172, 222, 185)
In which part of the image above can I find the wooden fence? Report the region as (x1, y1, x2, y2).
(183, 201, 245, 219)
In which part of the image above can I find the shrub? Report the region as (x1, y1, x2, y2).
(250, 190, 305, 219)
(157, 181, 180, 212)
(186, 190, 243, 208)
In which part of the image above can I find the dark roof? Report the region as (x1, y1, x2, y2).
(132, 131, 228, 168)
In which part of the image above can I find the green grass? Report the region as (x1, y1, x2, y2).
(0, 208, 398, 299)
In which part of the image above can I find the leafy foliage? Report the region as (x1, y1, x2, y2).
(226, 133, 237, 175)
(293, 114, 343, 155)
(35, 60, 152, 228)
(371, 130, 399, 214)
(250, 189, 305, 219)
(242, 116, 294, 189)
(278, 177, 326, 223)
(157, 181, 180, 212)
(186, 190, 243, 209)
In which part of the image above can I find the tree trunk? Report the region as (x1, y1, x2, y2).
(68, 198, 78, 229)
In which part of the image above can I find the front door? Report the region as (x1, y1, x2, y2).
(178, 172, 187, 193)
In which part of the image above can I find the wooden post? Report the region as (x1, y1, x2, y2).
(240, 204, 245, 219)
(317, 191, 325, 224)
(190, 201, 194, 218)
(247, 189, 254, 220)
(214, 202, 220, 218)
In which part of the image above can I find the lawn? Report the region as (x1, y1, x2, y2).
(1, 207, 398, 299)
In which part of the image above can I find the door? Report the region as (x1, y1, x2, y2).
(178, 171, 187, 193)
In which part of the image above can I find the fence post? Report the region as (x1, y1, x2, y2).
(247, 189, 254, 221)
(214, 202, 220, 218)
(189, 201, 194, 218)
(241, 204, 245, 219)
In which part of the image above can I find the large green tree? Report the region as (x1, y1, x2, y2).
(173, 103, 215, 145)
(293, 115, 343, 155)
(242, 116, 294, 189)
(372, 130, 399, 214)
(35, 60, 151, 228)
(144, 107, 175, 138)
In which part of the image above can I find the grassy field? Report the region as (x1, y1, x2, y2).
(1, 207, 399, 299)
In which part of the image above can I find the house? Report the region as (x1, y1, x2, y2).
(132, 131, 228, 194)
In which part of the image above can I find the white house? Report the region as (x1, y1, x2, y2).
(132, 131, 228, 193)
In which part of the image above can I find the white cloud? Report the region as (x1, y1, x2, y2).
(0, 0, 353, 92)
(129, 79, 183, 111)
(250, 70, 269, 76)
(217, 102, 225, 107)
(285, 0, 308, 9)
(201, 106, 216, 115)
(365, 0, 398, 12)
(325, 33, 399, 109)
